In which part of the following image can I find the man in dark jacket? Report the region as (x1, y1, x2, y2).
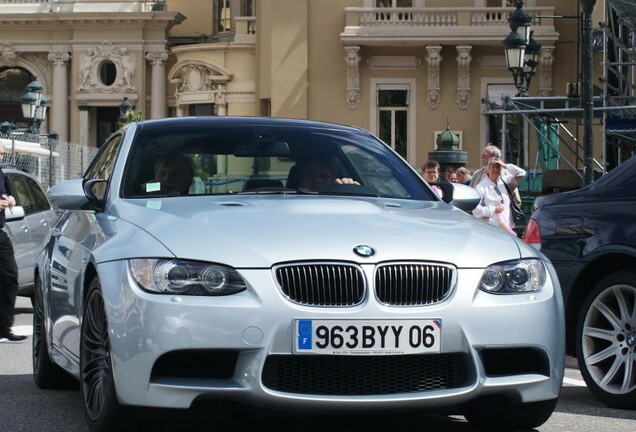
(0, 149, 25, 342)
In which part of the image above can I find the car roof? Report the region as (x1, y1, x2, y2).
(130, 116, 371, 135)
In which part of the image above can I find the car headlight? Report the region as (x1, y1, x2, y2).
(478, 259, 546, 294)
(129, 259, 247, 296)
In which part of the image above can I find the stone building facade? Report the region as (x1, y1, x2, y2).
(0, 0, 606, 171)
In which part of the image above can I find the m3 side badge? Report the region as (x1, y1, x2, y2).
(353, 245, 375, 257)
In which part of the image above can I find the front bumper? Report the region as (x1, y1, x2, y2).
(99, 260, 565, 411)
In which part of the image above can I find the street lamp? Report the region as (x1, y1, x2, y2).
(502, 0, 541, 167)
(503, 1, 541, 96)
(0, 121, 17, 136)
(118, 96, 133, 124)
(20, 79, 48, 135)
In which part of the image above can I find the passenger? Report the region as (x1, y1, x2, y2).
(145, 152, 194, 196)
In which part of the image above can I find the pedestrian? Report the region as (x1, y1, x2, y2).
(456, 167, 472, 185)
(421, 160, 443, 197)
(0, 146, 26, 342)
(472, 157, 517, 235)
(469, 144, 525, 206)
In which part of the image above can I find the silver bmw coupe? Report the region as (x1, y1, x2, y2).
(32, 117, 564, 431)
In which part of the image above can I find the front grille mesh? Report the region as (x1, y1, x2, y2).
(375, 263, 454, 306)
(275, 263, 364, 306)
(262, 354, 469, 395)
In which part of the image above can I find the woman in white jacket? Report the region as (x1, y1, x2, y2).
(472, 157, 526, 235)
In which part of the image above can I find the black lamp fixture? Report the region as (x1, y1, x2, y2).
(118, 97, 133, 124)
(502, 0, 541, 96)
(20, 79, 48, 134)
(0, 121, 17, 136)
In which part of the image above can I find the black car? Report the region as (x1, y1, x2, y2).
(522, 155, 636, 409)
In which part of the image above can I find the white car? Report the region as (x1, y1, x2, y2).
(0, 167, 57, 297)
(33, 117, 564, 432)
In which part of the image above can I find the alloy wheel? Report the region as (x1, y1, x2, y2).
(32, 282, 44, 373)
(81, 287, 111, 422)
(581, 283, 636, 396)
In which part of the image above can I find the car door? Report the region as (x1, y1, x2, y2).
(20, 174, 57, 253)
(4, 172, 36, 290)
(49, 134, 124, 359)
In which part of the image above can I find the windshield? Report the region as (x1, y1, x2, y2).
(121, 123, 433, 200)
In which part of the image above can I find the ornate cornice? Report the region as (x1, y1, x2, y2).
(48, 52, 71, 66)
(146, 51, 169, 66)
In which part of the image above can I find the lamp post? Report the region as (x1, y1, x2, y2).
(118, 96, 133, 125)
(48, 131, 58, 188)
(502, 0, 541, 167)
(0, 121, 17, 136)
(20, 79, 48, 135)
(580, 0, 596, 186)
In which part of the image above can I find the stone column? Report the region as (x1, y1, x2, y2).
(47, 52, 70, 142)
(146, 51, 169, 119)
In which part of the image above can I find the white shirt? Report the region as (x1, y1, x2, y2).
(472, 174, 514, 230)
(469, 162, 527, 205)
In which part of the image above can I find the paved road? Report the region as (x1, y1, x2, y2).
(1, 297, 635, 432)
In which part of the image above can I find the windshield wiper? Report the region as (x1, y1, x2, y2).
(235, 188, 298, 195)
(318, 184, 380, 197)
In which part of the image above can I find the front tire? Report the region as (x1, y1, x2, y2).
(81, 278, 137, 432)
(32, 276, 75, 389)
(576, 271, 636, 409)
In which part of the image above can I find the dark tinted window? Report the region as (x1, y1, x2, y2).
(122, 123, 431, 200)
(25, 176, 51, 211)
(8, 174, 37, 215)
(590, 155, 636, 195)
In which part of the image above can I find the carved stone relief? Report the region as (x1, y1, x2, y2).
(48, 52, 71, 67)
(425, 46, 442, 109)
(22, 53, 52, 90)
(456, 46, 472, 110)
(77, 42, 136, 93)
(146, 51, 169, 66)
(344, 46, 361, 110)
(1, 43, 18, 66)
(539, 46, 555, 97)
(174, 64, 217, 92)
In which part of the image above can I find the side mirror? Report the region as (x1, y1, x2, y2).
(4, 205, 25, 221)
(448, 183, 481, 213)
(431, 182, 480, 212)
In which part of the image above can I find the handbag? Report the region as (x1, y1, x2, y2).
(503, 183, 526, 222)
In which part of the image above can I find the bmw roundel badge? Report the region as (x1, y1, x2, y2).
(353, 245, 375, 257)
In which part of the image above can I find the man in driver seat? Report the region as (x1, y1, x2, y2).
(294, 158, 359, 192)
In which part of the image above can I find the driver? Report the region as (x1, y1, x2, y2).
(145, 152, 194, 196)
(295, 159, 359, 192)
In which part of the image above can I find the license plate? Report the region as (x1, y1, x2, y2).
(294, 319, 441, 355)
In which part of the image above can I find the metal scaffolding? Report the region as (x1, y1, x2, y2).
(482, 0, 636, 191)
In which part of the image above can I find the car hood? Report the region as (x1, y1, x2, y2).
(110, 196, 522, 268)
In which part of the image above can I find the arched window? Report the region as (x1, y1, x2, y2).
(0, 67, 34, 128)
